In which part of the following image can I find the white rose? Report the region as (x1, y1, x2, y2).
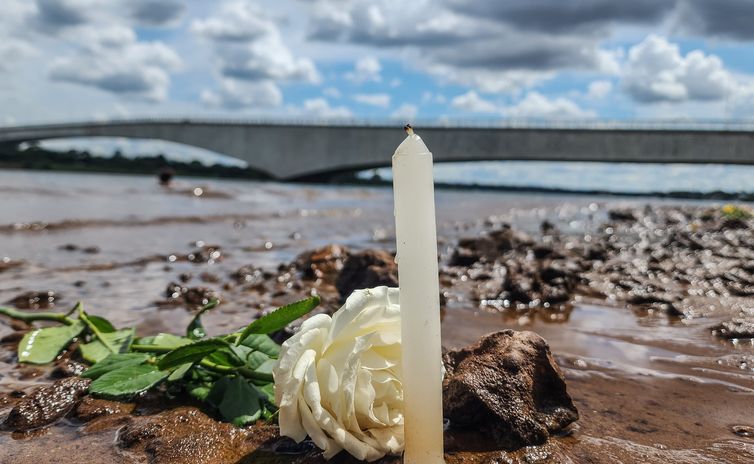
(273, 286, 404, 461)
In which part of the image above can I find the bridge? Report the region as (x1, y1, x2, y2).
(1, 119, 754, 180)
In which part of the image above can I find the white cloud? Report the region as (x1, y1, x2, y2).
(502, 92, 595, 119)
(427, 64, 554, 94)
(192, 3, 319, 84)
(391, 103, 418, 121)
(190, 2, 274, 42)
(0, 39, 35, 71)
(421, 91, 446, 104)
(31, 0, 185, 33)
(451, 90, 497, 113)
(587, 80, 613, 99)
(389, 78, 401, 87)
(48, 26, 181, 101)
(305, 0, 625, 94)
(201, 80, 282, 109)
(622, 35, 738, 103)
(302, 98, 352, 119)
(0, 1, 36, 69)
(323, 87, 341, 98)
(0, 0, 185, 101)
(345, 56, 381, 83)
(193, 1, 319, 109)
(352, 93, 391, 107)
(127, 0, 185, 27)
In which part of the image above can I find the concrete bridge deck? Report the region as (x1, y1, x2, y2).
(1, 120, 753, 180)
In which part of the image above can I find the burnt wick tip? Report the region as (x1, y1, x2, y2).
(404, 124, 414, 135)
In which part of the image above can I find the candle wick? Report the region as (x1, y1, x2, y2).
(403, 124, 414, 135)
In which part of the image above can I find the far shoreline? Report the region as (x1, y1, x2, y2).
(2, 164, 753, 204)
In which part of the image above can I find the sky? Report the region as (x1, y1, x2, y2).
(3, 0, 754, 127)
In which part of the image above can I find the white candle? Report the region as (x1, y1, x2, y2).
(392, 125, 445, 463)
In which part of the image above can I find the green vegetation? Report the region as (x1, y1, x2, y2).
(0, 296, 320, 426)
(0, 143, 268, 179)
(721, 204, 753, 220)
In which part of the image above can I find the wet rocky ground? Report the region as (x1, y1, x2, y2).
(1, 173, 753, 463)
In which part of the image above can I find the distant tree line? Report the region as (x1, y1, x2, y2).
(0, 142, 269, 180)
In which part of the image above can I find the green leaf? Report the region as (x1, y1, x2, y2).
(187, 299, 220, 341)
(82, 353, 149, 379)
(78, 308, 128, 360)
(255, 359, 277, 376)
(167, 363, 193, 382)
(209, 376, 263, 426)
(245, 351, 272, 371)
(157, 338, 228, 370)
(79, 328, 134, 363)
(239, 334, 280, 358)
(204, 346, 245, 368)
(85, 314, 116, 333)
(189, 366, 221, 383)
(136, 333, 192, 349)
(188, 384, 211, 401)
(205, 376, 231, 408)
(237, 296, 320, 344)
(18, 320, 85, 364)
(89, 364, 168, 399)
(258, 383, 276, 404)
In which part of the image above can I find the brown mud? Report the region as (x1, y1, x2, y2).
(1, 174, 753, 463)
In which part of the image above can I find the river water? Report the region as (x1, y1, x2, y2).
(0, 169, 753, 463)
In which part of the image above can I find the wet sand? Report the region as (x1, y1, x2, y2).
(0, 170, 753, 463)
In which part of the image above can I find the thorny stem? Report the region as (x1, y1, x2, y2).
(130, 343, 274, 382)
(0, 306, 75, 325)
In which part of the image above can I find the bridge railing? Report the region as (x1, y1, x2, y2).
(4, 117, 754, 132)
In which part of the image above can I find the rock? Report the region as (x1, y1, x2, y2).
(186, 245, 223, 263)
(477, 259, 579, 307)
(0, 258, 24, 274)
(231, 265, 265, 285)
(2, 377, 91, 431)
(443, 330, 578, 451)
(295, 244, 350, 281)
(49, 359, 88, 379)
(607, 209, 636, 222)
(336, 249, 398, 299)
(712, 319, 754, 339)
(74, 397, 134, 422)
(184, 287, 220, 306)
(117, 407, 255, 464)
(450, 226, 534, 266)
(5, 290, 59, 310)
(163, 282, 220, 307)
(540, 220, 557, 234)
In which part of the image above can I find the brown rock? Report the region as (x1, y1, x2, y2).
(443, 330, 578, 451)
(163, 282, 220, 307)
(296, 244, 350, 281)
(608, 209, 637, 222)
(2, 377, 91, 431)
(336, 249, 398, 300)
(5, 290, 59, 310)
(75, 397, 135, 422)
(231, 265, 264, 284)
(186, 245, 224, 263)
(712, 319, 754, 339)
(49, 359, 88, 379)
(450, 226, 534, 266)
(117, 407, 253, 464)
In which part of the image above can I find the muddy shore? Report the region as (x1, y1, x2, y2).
(0, 173, 753, 463)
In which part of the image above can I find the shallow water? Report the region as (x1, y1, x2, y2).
(0, 169, 753, 463)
